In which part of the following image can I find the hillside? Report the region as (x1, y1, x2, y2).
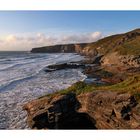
(31, 28, 140, 68)
(31, 28, 140, 56)
(24, 28, 140, 129)
(86, 28, 140, 55)
(31, 43, 87, 54)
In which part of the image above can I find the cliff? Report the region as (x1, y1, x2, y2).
(24, 28, 140, 129)
(31, 43, 87, 54)
(31, 29, 140, 54)
(23, 87, 140, 129)
(24, 75, 140, 129)
(31, 28, 140, 67)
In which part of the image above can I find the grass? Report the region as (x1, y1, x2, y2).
(40, 74, 140, 99)
(40, 74, 140, 97)
(115, 36, 140, 55)
(97, 75, 140, 91)
(95, 69, 114, 78)
(38, 81, 95, 99)
(85, 34, 125, 55)
(58, 81, 95, 95)
(85, 29, 140, 56)
(96, 75, 140, 101)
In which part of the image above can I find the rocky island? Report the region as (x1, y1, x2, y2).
(24, 28, 140, 129)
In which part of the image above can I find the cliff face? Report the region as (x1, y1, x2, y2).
(24, 73, 140, 129)
(24, 91, 140, 129)
(31, 44, 74, 53)
(31, 28, 140, 67)
(101, 52, 140, 68)
(31, 43, 88, 54)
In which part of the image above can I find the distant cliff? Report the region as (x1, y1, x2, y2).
(31, 43, 87, 54)
(31, 28, 140, 67)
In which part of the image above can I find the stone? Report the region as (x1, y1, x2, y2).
(23, 91, 140, 129)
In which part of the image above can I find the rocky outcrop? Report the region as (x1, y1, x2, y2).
(23, 91, 140, 129)
(31, 43, 100, 57)
(101, 52, 140, 68)
(31, 28, 140, 66)
(120, 55, 140, 67)
(31, 43, 87, 54)
(44, 62, 85, 72)
(25, 28, 140, 129)
(23, 93, 96, 129)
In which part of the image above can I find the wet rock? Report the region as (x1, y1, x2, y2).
(44, 63, 85, 72)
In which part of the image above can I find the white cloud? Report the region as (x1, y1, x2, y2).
(90, 32, 102, 40)
(0, 31, 103, 51)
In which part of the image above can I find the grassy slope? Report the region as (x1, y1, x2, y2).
(40, 29, 140, 100)
(115, 36, 140, 55)
(43, 74, 140, 101)
(86, 28, 140, 55)
(87, 34, 123, 54)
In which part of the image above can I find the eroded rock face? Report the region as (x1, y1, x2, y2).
(101, 52, 140, 69)
(23, 93, 96, 129)
(78, 92, 140, 129)
(120, 55, 140, 67)
(31, 43, 87, 54)
(31, 43, 99, 58)
(23, 91, 140, 129)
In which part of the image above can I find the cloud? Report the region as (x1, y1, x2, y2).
(60, 32, 102, 44)
(0, 31, 103, 51)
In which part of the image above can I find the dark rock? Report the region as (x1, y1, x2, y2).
(23, 91, 140, 129)
(44, 63, 85, 72)
(23, 93, 96, 129)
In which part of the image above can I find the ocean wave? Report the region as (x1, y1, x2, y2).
(0, 53, 84, 93)
(0, 62, 32, 71)
(0, 70, 41, 93)
(0, 52, 85, 129)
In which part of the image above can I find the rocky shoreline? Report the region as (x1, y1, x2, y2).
(24, 57, 140, 129)
(24, 28, 140, 129)
(24, 90, 140, 129)
(43, 56, 110, 85)
(24, 55, 133, 129)
(0, 53, 87, 129)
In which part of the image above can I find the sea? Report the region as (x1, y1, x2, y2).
(0, 51, 86, 129)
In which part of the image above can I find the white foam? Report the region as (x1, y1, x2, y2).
(0, 53, 86, 129)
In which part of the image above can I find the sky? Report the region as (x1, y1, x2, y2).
(0, 11, 140, 51)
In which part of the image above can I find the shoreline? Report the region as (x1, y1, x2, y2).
(0, 53, 90, 129)
(3, 28, 140, 129)
(24, 53, 140, 129)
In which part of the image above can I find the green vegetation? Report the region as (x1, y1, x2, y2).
(134, 92, 140, 102)
(97, 75, 140, 95)
(39, 29, 140, 101)
(115, 36, 140, 55)
(58, 81, 95, 95)
(86, 29, 140, 56)
(97, 74, 140, 101)
(86, 34, 124, 55)
(39, 81, 95, 99)
(39, 74, 140, 103)
(62, 75, 140, 100)
(95, 69, 114, 78)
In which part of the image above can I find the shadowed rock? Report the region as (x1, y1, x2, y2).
(44, 63, 85, 72)
(23, 91, 140, 129)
